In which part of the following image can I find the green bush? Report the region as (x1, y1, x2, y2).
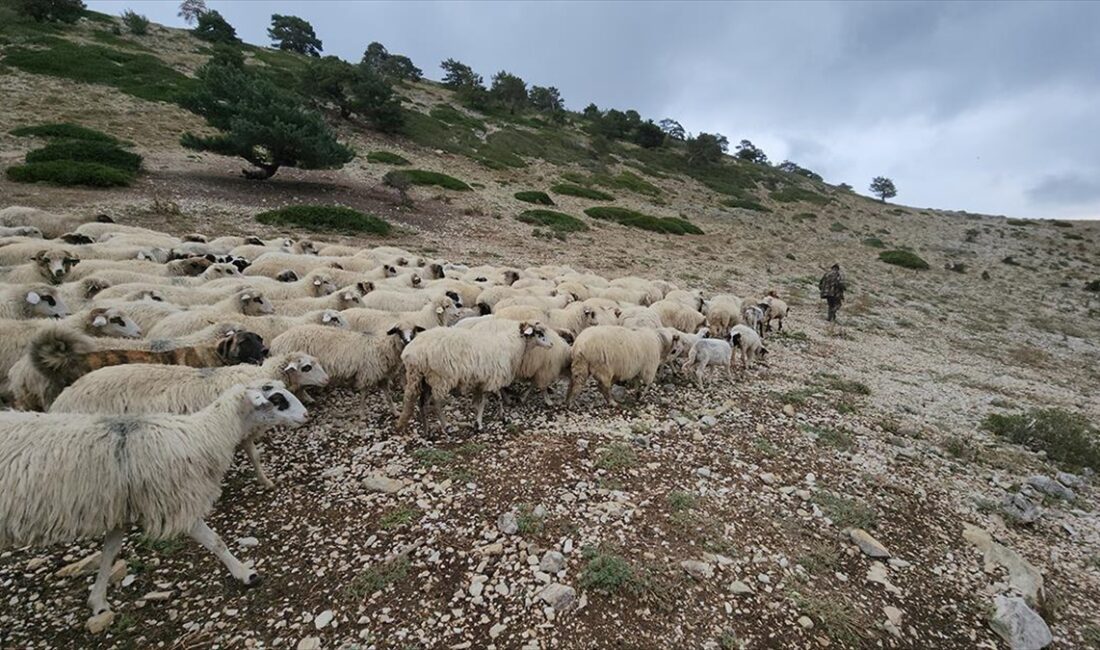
(514, 190, 554, 206)
(551, 183, 614, 201)
(569, 170, 661, 196)
(516, 209, 587, 232)
(10, 122, 119, 143)
(862, 237, 886, 248)
(383, 169, 471, 191)
(769, 185, 831, 206)
(429, 104, 486, 131)
(879, 249, 929, 270)
(366, 151, 410, 165)
(25, 140, 141, 172)
(255, 205, 391, 235)
(14, 0, 85, 23)
(6, 160, 132, 187)
(982, 408, 1099, 470)
(121, 10, 149, 35)
(722, 197, 770, 212)
(584, 206, 703, 235)
(1086, 280, 1100, 292)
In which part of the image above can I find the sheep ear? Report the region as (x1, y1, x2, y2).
(283, 361, 297, 372)
(322, 313, 333, 323)
(245, 389, 269, 407)
(240, 293, 251, 302)
(31, 250, 46, 261)
(26, 291, 41, 305)
(436, 306, 444, 314)
(413, 326, 425, 333)
(357, 281, 374, 294)
(522, 324, 534, 336)
(92, 315, 107, 327)
(313, 279, 322, 285)
(386, 326, 400, 336)
(343, 292, 354, 300)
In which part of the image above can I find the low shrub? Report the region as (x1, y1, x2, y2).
(551, 183, 614, 201)
(982, 408, 1099, 470)
(25, 140, 141, 172)
(6, 160, 132, 187)
(366, 151, 410, 165)
(255, 205, 391, 235)
(584, 206, 703, 235)
(1084, 280, 1100, 292)
(769, 185, 831, 205)
(516, 209, 587, 232)
(514, 190, 554, 206)
(384, 169, 470, 191)
(10, 123, 119, 143)
(722, 197, 771, 212)
(879, 249, 929, 270)
(862, 237, 886, 248)
(121, 10, 149, 35)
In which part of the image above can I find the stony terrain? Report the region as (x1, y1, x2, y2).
(2, 10, 1100, 650)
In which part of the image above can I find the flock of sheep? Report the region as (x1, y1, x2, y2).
(0, 205, 787, 621)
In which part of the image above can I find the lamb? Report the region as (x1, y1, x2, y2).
(761, 291, 789, 332)
(650, 299, 706, 333)
(0, 284, 69, 320)
(269, 323, 420, 395)
(0, 249, 79, 284)
(148, 290, 275, 338)
(668, 327, 711, 360)
(343, 296, 460, 334)
(740, 303, 766, 338)
(728, 324, 769, 370)
(566, 326, 674, 407)
(704, 294, 743, 334)
(421, 278, 483, 309)
(395, 320, 552, 434)
(664, 289, 706, 312)
(680, 338, 735, 387)
(50, 353, 327, 487)
(90, 299, 182, 333)
(0, 379, 307, 615)
(267, 289, 360, 316)
(0, 225, 43, 238)
(619, 305, 664, 329)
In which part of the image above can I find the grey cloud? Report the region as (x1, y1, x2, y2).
(1027, 173, 1100, 206)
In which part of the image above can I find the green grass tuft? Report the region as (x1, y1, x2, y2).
(879, 249, 930, 270)
(584, 206, 703, 235)
(722, 197, 771, 212)
(366, 151, 410, 165)
(815, 492, 877, 529)
(579, 548, 644, 594)
(26, 140, 142, 172)
(514, 190, 554, 205)
(255, 205, 391, 235)
(862, 237, 886, 248)
(517, 209, 588, 232)
(982, 408, 1099, 470)
(769, 185, 831, 206)
(10, 122, 119, 143)
(384, 169, 471, 191)
(6, 160, 132, 187)
(551, 183, 614, 201)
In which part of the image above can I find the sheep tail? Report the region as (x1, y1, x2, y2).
(29, 325, 93, 391)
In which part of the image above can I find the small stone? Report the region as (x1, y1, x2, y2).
(849, 529, 890, 558)
(297, 637, 322, 650)
(757, 573, 771, 584)
(536, 583, 576, 611)
(699, 415, 718, 428)
(540, 551, 566, 574)
(362, 475, 406, 494)
(989, 596, 1052, 650)
(478, 542, 504, 556)
(143, 590, 172, 601)
(1055, 471, 1082, 489)
(884, 606, 903, 627)
(1001, 493, 1041, 525)
(576, 438, 589, 451)
(759, 472, 777, 485)
(782, 404, 796, 416)
(681, 560, 714, 580)
(489, 622, 507, 639)
(25, 557, 48, 571)
(314, 610, 334, 630)
(320, 465, 346, 479)
(237, 537, 260, 547)
(729, 580, 754, 595)
(86, 611, 115, 634)
(798, 615, 814, 630)
(695, 467, 712, 478)
(887, 558, 911, 569)
(497, 512, 519, 535)
(108, 560, 126, 584)
(532, 504, 548, 519)
(866, 562, 901, 595)
(563, 539, 574, 554)
(469, 580, 485, 598)
(56, 552, 101, 577)
(1026, 476, 1075, 501)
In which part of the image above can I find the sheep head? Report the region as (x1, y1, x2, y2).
(32, 249, 79, 284)
(89, 307, 142, 338)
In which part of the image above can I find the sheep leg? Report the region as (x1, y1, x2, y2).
(474, 389, 487, 431)
(188, 519, 261, 587)
(87, 528, 125, 615)
(497, 390, 507, 422)
(694, 365, 706, 388)
(243, 438, 274, 489)
(432, 392, 450, 435)
(543, 386, 555, 407)
(596, 379, 615, 406)
(395, 374, 422, 434)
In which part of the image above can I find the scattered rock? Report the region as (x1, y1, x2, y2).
(24, 557, 47, 571)
(55, 552, 101, 578)
(540, 551, 566, 574)
(297, 637, 322, 650)
(143, 590, 172, 602)
(314, 609, 334, 630)
(699, 415, 718, 428)
(963, 524, 1044, 605)
(1055, 471, 1082, 489)
(729, 580, 754, 595)
(489, 622, 507, 639)
(797, 615, 814, 630)
(1001, 493, 1041, 525)
(849, 529, 890, 558)
(782, 404, 796, 416)
(237, 537, 259, 547)
(108, 560, 126, 584)
(1026, 476, 1075, 501)
(496, 511, 519, 535)
(989, 596, 1052, 650)
(759, 472, 777, 486)
(681, 560, 715, 580)
(866, 562, 901, 595)
(536, 583, 576, 612)
(85, 611, 114, 634)
(362, 475, 406, 494)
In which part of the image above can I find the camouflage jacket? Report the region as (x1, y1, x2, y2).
(819, 269, 846, 298)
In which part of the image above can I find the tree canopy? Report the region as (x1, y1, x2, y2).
(181, 62, 353, 179)
(870, 176, 897, 202)
(776, 160, 823, 181)
(16, 0, 85, 22)
(268, 14, 322, 56)
(193, 9, 237, 44)
(178, 0, 206, 25)
(686, 132, 729, 166)
(362, 42, 422, 81)
(490, 71, 528, 114)
(734, 139, 768, 165)
(633, 120, 666, 149)
(440, 58, 482, 89)
(659, 118, 686, 141)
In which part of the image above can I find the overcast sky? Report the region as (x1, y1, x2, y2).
(89, 1, 1100, 220)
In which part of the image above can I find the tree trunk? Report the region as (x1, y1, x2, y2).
(242, 163, 279, 180)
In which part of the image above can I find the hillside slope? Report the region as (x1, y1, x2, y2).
(1, 9, 1100, 650)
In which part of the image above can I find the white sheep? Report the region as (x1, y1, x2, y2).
(0, 379, 307, 615)
(271, 289, 362, 316)
(668, 327, 711, 360)
(342, 296, 459, 334)
(619, 305, 664, 329)
(0, 248, 80, 284)
(204, 270, 339, 300)
(761, 291, 790, 332)
(56, 278, 113, 309)
(681, 338, 735, 387)
(268, 323, 419, 396)
(80, 262, 241, 289)
(159, 309, 348, 341)
(728, 324, 769, 369)
(147, 290, 275, 338)
(664, 289, 705, 312)
(50, 354, 327, 487)
(650, 299, 706, 333)
(704, 294, 743, 334)
(0, 284, 69, 320)
(0, 206, 102, 238)
(359, 288, 463, 312)
(395, 320, 552, 433)
(740, 303, 766, 338)
(0, 225, 43, 238)
(566, 326, 674, 407)
(90, 299, 183, 333)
